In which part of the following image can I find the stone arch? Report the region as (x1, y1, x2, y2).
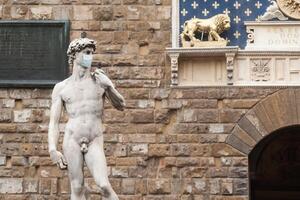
(226, 88, 300, 154)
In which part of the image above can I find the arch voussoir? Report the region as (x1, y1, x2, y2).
(226, 88, 300, 155)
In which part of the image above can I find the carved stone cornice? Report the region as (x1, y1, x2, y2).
(166, 47, 300, 87)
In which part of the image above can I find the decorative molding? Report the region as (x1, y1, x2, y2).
(169, 53, 180, 86)
(166, 47, 300, 86)
(244, 21, 300, 51)
(250, 59, 271, 82)
(172, 0, 180, 48)
(226, 53, 236, 85)
(166, 46, 239, 57)
(246, 27, 254, 44)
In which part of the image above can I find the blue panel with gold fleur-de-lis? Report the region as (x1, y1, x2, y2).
(180, 0, 278, 48)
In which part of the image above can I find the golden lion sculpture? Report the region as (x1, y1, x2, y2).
(181, 14, 231, 47)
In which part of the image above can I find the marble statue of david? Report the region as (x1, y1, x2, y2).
(48, 36, 125, 200)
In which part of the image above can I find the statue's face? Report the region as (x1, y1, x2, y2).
(74, 47, 94, 76)
(223, 18, 231, 30)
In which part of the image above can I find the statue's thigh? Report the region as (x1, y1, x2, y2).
(63, 139, 84, 182)
(84, 137, 109, 185)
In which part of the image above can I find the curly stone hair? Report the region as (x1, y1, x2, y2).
(67, 37, 96, 66)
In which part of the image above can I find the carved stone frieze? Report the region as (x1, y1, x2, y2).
(226, 53, 236, 85)
(258, 1, 288, 21)
(250, 59, 271, 82)
(277, 0, 300, 19)
(169, 53, 180, 86)
(246, 27, 254, 45)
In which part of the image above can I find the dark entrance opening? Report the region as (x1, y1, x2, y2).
(249, 125, 300, 200)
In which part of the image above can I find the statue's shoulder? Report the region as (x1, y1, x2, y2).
(52, 77, 71, 95)
(91, 68, 106, 80)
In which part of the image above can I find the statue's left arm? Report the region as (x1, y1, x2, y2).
(92, 69, 126, 111)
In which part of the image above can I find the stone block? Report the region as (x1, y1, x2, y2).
(9, 89, 31, 99)
(127, 6, 140, 20)
(231, 126, 256, 147)
(116, 157, 137, 166)
(93, 6, 113, 21)
(0, 109, 12, 122)
(39, 178, 51, 194)
(149, 144, 170, 157)
(128, 144, 148, 156)
(209, 179, 220, 194)
(40, 0, 61, 4)
(24, 179, 38, 193)
(148, 179, 171, 194)
(171, 144, 191, 156)
(223, 99, 258, 109)
(176, 157, 199, 167)
(123, 0, 138, 4)
(14, 110, 32, 123)
(155, 109, 170, 124)
(131, 132, 153, 142)
(130, 110, 154, 123)
(221, 179, 233, 194)
(238, 117, 263, 142)
(0, 156, 6, 166)
(2, 99, 15, 108)
(52, 5, 72, 20)
(233, 179, 248, 195)
(193, 178, 206, 193)
(30, 6, 52, 20)
(209, 124, 224, 134)
(180, 109, 197, 122)
(208, 168, 228, 178)
(211, 143, 245, 157)
(225, 135, 251, 155)
(219, 109, 246, 123)
(0, 178, 23, 193)
(181, 167, 206, 178)
(156, 6, 171, 20)
(228, 167, 248, 178)
(0, 6, 2, 19)
(121, 178, 135, 194)
(189, 144, 210, 157)
(11, 6, 28, 19)
(0, 123, 17, 133)
(73, 6, 93, 20)
(112, 167, 128, 178)
(113, 6, 126, 19)
(11, 156, 28, 166)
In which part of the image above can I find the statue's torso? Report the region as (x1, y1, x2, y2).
(60, 77, 105, 143)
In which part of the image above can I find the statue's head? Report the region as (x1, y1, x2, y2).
(67, 36, 96, 71)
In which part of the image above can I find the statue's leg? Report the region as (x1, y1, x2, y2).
(211, 31, 222, 41)
(63, 138, 86, 200)
(84, 136, 119, 200)
(208, 31, 213, 41)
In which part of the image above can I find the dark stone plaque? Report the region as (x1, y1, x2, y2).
(0, 20, 70, 87)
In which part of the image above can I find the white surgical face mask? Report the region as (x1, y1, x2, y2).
(79, 54, 93, 68)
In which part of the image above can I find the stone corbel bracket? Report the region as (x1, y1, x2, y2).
(226, 53, 236, 85)
(166, 47, 239, 86)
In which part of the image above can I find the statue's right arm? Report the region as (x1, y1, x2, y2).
(48, 83, 67, 169)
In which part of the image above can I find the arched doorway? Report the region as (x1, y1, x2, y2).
(249, 125, 300, 200)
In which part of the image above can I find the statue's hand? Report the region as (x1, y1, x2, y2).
(49, 150, 67, 169)
(92, 69, 114, 89)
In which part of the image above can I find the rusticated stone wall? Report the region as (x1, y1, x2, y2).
(0, 0, 295, 200)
